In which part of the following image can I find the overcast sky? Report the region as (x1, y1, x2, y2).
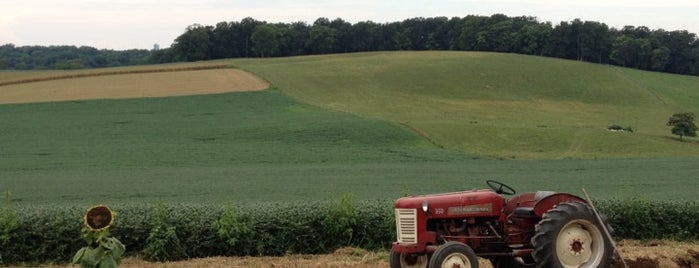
(1, 0, 698, 50)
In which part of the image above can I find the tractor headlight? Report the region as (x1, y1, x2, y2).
(422, 201, 429, 213)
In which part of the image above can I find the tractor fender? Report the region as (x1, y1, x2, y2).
(533, 193, 587, 218)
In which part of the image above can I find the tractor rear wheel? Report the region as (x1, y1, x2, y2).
(389, 248, 428, 268)
(531, 202, 613, 268)
(428, 241, 478, 268)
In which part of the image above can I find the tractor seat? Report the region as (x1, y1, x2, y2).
(534, 191, 555, 201)
(512, 191, 556, 218)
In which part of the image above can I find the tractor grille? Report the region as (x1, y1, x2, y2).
(395, 209, 418, 244)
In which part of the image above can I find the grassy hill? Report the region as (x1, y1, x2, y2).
(233, 51, 699, 159)
(2, 52, 699, 205)
(4, 52, 697, 160)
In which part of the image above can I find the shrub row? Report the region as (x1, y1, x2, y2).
(0, 197, 394, 265)
(1, 198, 697, 265)
(598, 199, 699, 240)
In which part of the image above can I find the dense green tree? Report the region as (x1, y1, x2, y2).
(383, 22, 410, 50)
(580, 21, 612, 63)
(346, 21, 379, 52)
(550, 19, 610, 62)
(328, 18, 353, 53)
(0, 44, 15, 68)
(208, 22, 236, 59)
(148, 48, 175, 64)
(667, 112, 698, 141)
(521, 22, 553, 55)
(251, 24, 281, 57)
(282, 21, 311, 56)
(650, 46, 671, 71)
(401, 17, 448, 50)
(662, 30, 698, 74)
(550, 21, 576, 60)
(427, 17, 462, 50)
(306, 24, 337, 54)
(610, 35, 649, 67)
(172, 24, 212, 61)
(480, 14, 515, 52)
(239, 17, 263, 58)
(616, 26, 653, 68)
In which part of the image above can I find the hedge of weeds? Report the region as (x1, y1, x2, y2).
(596, 199, 699, 240)
(0, 196, 697, 265)
(0, 196, 396, 265)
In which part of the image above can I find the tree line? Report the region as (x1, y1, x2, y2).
(154, 15, 699, 76)
(2, 14, 698, 76)
(0, 44, 151, 70)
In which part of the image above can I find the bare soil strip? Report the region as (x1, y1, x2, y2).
(0, 65, 230, 87)
(0, 69, 269, 104)
(19, 241, 698, 268)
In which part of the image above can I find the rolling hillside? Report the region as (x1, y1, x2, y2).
(2, 52, 699, 205)
(4, 52, 697, 160)
(233, 51, 699, 159)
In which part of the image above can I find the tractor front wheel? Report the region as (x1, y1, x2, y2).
(389, 248, 428, 268)
(428, 242, 478, 268)
(532, 202, 613, 268)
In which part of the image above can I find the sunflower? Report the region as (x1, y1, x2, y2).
(83, 205, 115, 231)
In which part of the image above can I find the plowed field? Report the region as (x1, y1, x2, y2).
(0, 69, 268, 104)
(21, 241, 699, 268)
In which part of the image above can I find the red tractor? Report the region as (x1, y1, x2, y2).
(390, 180, 616, 268)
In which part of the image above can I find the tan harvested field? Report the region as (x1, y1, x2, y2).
(0, 61, 235, 85)
(20, 241, 699, 268)
(0, 67, 268, 104)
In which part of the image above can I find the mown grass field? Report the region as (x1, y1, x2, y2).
(1, 92, 698, 205)
(1, 51, 698, 206)
(233, 51, 699, 159)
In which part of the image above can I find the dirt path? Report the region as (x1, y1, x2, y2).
(0, 69, 269, 104)
(20, 240, 699, 268)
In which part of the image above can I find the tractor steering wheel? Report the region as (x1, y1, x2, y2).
(486, 180, 516, 195)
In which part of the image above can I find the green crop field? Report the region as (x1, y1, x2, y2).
(1, 51, 698, 206)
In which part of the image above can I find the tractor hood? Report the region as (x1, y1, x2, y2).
(394, 189, 505, 218)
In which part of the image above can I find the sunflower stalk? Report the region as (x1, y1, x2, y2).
(72, 205, 125, 268)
